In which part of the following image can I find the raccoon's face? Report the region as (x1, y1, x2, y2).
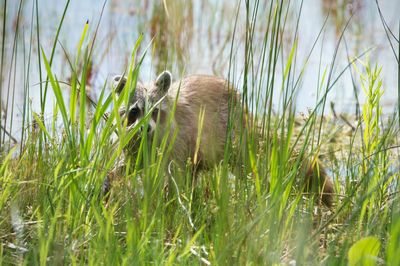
(112, 71, 172, 134)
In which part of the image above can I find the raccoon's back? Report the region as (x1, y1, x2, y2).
(167, 75, 240, 167)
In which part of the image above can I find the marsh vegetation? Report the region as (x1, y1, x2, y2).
(0, 0, 399, 265)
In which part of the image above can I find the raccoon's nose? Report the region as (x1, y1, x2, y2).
(140, 125, 152, 134)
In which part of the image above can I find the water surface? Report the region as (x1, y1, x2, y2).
(1, 0, 399, 141)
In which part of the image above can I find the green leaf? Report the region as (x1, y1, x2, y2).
(32, 112, 52, 141)
(387, 218, 400, 266)
(348, 236, 381, 266)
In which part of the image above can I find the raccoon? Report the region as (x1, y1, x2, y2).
(110, 71, 334, 206)
(112, 71, 241, 169)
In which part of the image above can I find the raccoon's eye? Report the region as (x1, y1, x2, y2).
(127, 107, 140, 125)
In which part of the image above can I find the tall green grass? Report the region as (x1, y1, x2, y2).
(0, 0, 399, 265)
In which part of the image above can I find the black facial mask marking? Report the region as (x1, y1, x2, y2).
(127, 107, 141, 125)
(151, 108, 159, 121)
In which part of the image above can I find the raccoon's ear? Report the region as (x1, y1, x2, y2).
(112, 75, 127, 95)
(155, 71, 172, 94)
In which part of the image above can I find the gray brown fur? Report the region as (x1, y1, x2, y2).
(111, 71, 334, 207)
(113, 71, 241, 168)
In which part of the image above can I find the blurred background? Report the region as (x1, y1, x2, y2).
(0, 0, 399, 141)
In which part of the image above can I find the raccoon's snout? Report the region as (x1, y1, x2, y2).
(139, 125, 153, 134)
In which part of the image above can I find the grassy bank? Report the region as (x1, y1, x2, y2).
(0, 0, 399, 265)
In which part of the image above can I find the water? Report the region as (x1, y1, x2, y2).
(0, 0, 399, 142)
